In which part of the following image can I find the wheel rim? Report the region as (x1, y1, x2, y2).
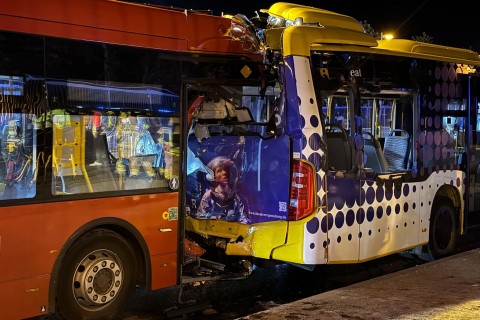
(434, 207, 453, 251)
(72, 249, 123, 311)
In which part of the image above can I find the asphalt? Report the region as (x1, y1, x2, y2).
(237, 248, 480, 320)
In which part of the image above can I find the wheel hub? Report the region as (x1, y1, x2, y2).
(73, 250, 123, 308)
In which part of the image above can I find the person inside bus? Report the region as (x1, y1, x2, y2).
(195, 156, 250, 224)
(334, 111, 345, 127)
(88, 111, 106, 167)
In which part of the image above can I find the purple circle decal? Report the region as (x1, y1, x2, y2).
(442, 66, 448, 81)
(448, 66, 456, 82)
(419, 132, 426, 145)
(308, 152, 322, 169)
(307, 216, 320, 234)
(434, 116, 441, 129)
(434, 132, 441, 147)
(435, 66, 441, 79)
(366, 207, 375, 222)
(376, 186, 384, 202)
(346, 209, 355, 226)
(366, 187, 375, 204)
(376, 206, 383, 219)
(335, 211, 345, 229)
(449, 83, 456, 98)
(300, 114, 306, 128)
(394, 186, 402, 199)
(308, 133, 321, 150)
(434, 147, 441, 160)
(356, 207, 365, 224)
(427, 132, 433, 145)
(442, 83, 448, 97)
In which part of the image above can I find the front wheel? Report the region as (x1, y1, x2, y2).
(55, 229, 136, 320)
(428, 197, 457, 259)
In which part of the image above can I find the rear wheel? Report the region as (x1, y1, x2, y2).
(427, 197, 457, 259)
(55, 229, 136, 320)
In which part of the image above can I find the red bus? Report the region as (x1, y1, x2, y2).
(4, 1, 480, 319)
(0, 1, 265, 319)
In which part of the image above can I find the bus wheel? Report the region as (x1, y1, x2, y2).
(427, 197, 457, 260)
(55, 229, 136, 320)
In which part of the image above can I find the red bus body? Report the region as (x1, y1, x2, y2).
(0, 0, 256, 56)
(0, 0, 261, 319)
(1, 195, 178, 319)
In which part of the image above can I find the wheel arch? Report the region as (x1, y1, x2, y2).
(47, 218, 151, 314)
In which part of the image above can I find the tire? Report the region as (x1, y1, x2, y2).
(427, 197, 457, 259)
(55, 229, 136, 320)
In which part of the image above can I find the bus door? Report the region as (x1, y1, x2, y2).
(323, 92, 362, 262)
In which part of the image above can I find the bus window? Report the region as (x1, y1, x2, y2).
(330, 96, 348, 129)
(360, 98, 374, 134)
(0, 113, 37, 200)
(378, 98, 393, 138)
(52, 112, 178, 195)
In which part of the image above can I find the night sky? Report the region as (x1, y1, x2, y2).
(129, 0, 479, 52)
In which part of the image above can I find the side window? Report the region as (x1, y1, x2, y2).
(330, 96, 348, 129)
(45, 37, 182, 196)
(360, 98, 373, 134)
(0, 113, 37, 200)
(51, 113, 179, 195)
(0, 32, 45, 200)
(377, 99, 393, 138)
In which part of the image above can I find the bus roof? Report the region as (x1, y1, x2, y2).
(262, 2, 480, 66)
(0, 0, 261, 59)
(260, 2, 365, 33)
(374, 39, 480, 66)
(265, 26, 377, 56)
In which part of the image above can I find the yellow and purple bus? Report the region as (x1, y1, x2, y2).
(186, 1, 480, 280)
(2, 1, 480, 319)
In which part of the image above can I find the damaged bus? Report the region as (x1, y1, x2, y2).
(2, 1, 480, 319)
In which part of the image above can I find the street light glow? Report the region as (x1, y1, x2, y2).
(380, 32, 394, 40)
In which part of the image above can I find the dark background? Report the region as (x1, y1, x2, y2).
(129, 0, 480, 51)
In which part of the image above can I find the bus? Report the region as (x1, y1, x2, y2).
(185, 2, 480, 279)
(0, 1, 268, 319)
(2, 0, 480, 319)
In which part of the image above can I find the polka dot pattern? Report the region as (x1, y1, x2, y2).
(284, 56, 466, 265)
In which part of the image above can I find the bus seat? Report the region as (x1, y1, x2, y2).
(363, 132, 389, 173)
(383, 129, 410, 171)
(325, 124, 352, 171)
